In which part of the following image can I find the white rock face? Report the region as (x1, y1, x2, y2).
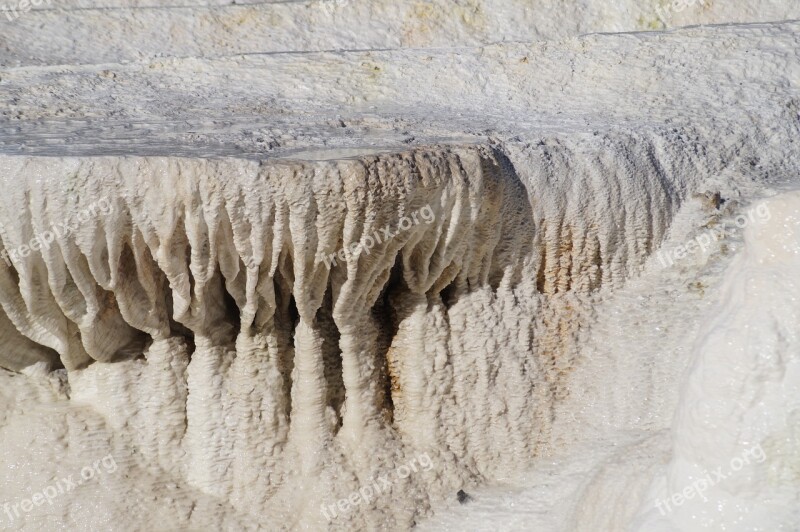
(634, 192, 800, 530)
(0, 1, 799, 531)
(3, 0, 800, 66)
(0, 143, 684, 528)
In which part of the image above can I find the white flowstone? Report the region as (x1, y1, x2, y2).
(1, 3, 799, 531)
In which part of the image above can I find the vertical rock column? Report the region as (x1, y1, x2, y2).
(140, 337, 190, 478)
(229, 327, 291, 507)
(336, 316, 386, 444)
(288, 318, 331, 474)
(185, 336, 235, 497)
(387, 293, 433, 448)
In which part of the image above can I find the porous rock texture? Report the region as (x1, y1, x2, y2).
(1, 1, 800, 531)
(0, 138, 689, 528)
(2, 0, 799, 66)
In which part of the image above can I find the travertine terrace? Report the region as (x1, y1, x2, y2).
(1, 1, 799, 531)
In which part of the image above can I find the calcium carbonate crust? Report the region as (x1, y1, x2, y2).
(1, 4, 800, 531)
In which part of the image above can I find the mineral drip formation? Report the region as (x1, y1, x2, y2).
(0, 138, 697, 528)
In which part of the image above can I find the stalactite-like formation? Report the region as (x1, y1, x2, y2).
(0, 136, 698, 527)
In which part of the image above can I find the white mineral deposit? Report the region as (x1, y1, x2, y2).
(0, 1, 798, 531)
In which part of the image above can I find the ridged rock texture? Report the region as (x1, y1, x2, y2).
(3, 2, 800, 529)
(0, 133, 703, 528)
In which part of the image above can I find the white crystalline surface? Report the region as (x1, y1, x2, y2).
(0, 1, 799, 531)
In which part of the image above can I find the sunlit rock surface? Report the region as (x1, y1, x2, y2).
(0, 1, 799, 531)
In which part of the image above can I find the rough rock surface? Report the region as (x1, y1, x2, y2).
(0, 1, 799, 531)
